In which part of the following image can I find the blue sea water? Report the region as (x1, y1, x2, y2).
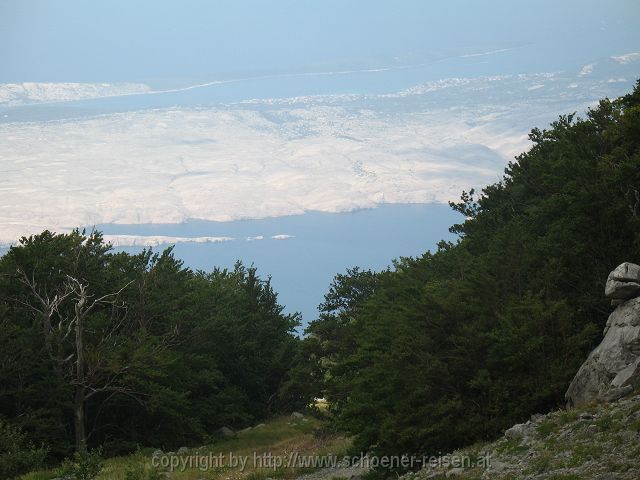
(94, 203, 461, 331)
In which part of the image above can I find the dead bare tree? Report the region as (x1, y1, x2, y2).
(629, 186, 640, 217)
(16, 269, 136, 452)
(620, 185, 640, 218)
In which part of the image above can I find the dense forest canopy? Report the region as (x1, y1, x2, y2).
(303, 80, 640, 459)
(0, 232, 300, 463)
(0, 81, 639, 478)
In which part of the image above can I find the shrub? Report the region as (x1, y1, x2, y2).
(124, 462, 164, 480)
(56, 449, 103, 480)
(0, 420, 48, 479)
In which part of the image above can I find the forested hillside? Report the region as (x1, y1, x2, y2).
(0, 232, 300, 466)
(303, 81, 640, 461)
(1, 82, 639, 479)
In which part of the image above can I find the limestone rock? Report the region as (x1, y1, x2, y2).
(605, 262, 640, 300)
(529, 413, 545, 423)
(565, 296, 640, 407)
(504, 423, 527, 440)
(218, 426, 235, 437)
(445, 468, 465, 477)
(400, 393, 640, 479)
(609, 262, 640, 283)
(504, 421, 535, 447)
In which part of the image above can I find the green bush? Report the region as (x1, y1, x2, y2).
(124, 463, 163, 480)
(0, 420, 48, 479)
(56, 449, 103, 480)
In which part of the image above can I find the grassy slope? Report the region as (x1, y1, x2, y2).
(402, 392, 640, 480)
(22, 415, 351, 480)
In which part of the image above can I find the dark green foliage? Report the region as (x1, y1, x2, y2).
(273, 335, 324, 413)
(0, 420, 48, 479)
(3, 80, 639, 475)
(124, 462, 163, 480)
(0, 231, 300, 459)
(309, 82, 640, 463)
(306, 267, 382, 408)
(56, 449, 103, 480)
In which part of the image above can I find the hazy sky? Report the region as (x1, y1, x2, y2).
(1, 0, 639, 83)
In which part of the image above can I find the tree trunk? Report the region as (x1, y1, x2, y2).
(74, 387, 87, 453)
(74, 299, 87, 453)
(18, 271, 133, 453)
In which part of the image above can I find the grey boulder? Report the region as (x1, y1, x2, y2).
(218, 426, 235, 437)
(605, 262, 640, 300)
(565, 296, 640, 407)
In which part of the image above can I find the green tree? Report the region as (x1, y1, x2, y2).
(0, 231, 300, 457)
(313, 81, 640, 466)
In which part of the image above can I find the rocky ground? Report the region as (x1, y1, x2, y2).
(400, 392, 640, 480)
(294, 460, 370, 480)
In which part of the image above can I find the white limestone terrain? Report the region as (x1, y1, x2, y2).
(1, 54, 639, 246)
(101, 235, 234, 247)
(0, 82, 151, 106)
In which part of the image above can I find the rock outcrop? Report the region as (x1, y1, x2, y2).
(218, 426, 235, 437)
(565, 262, 640, 407)
(605, 262, 640, 304)
(400, 393, 640, 480)
(397, 263, 640, 480)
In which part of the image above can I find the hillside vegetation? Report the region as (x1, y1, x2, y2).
(0, 234, 304, 468)
(1, 82, 639, 479)
(301, 81, 640, 461)
(401, 391, 640, 479)
(20, 414, 351, 480)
